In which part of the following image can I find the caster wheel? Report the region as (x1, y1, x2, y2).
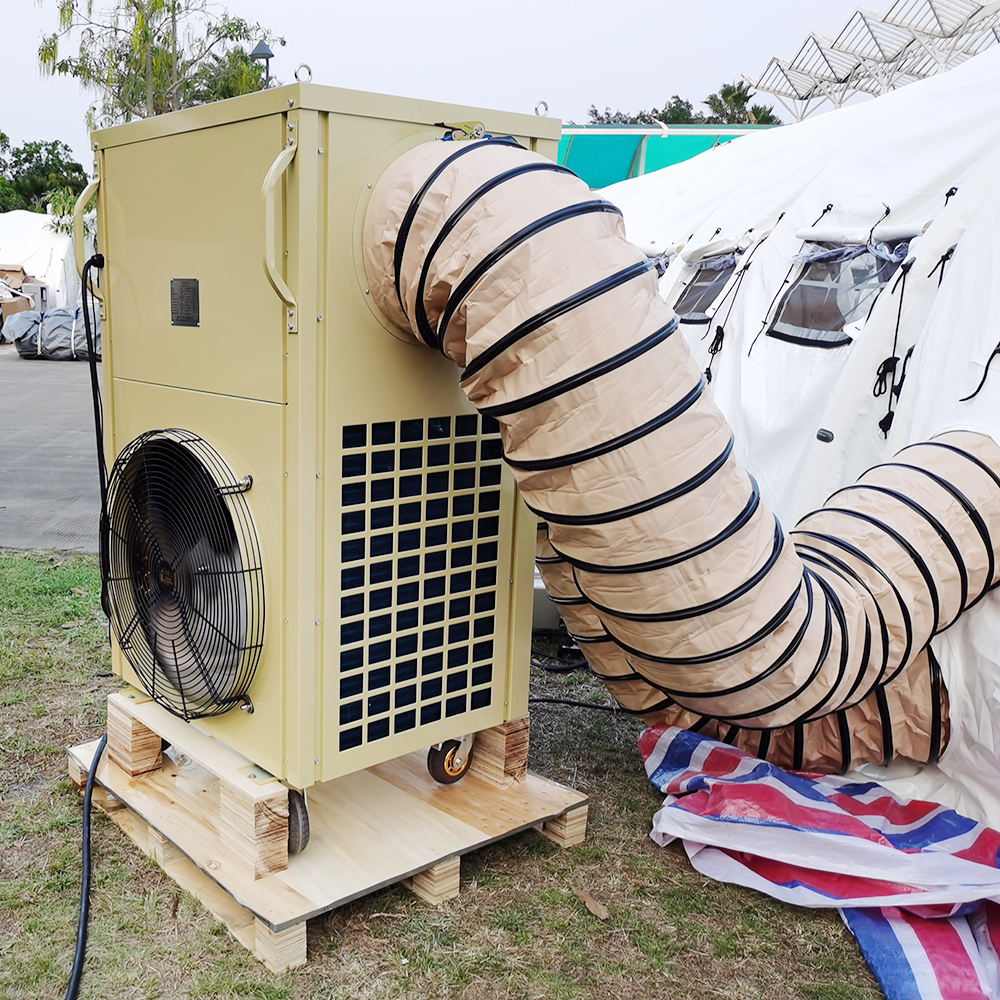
(427, 740, 474, 784)
(287, 789, 310, 855)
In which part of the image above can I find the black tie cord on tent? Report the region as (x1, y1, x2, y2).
(961, 341, 1000, 402)
(749, 260, 796, 355)
(874, 257, 915, 437)
(868, 203, 891, 246)
(945, 186, 958, 206)
(928, 246, 955, 288)
(811, 203, 834, 227)
(697, 218, 780, 378)
(704, 327, 725, 383)
(748, 207, 814, 356)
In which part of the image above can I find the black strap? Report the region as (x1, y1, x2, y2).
(481, 319, 677, 418)
(444, 199, 624, 354)
(927, 644, 944, 762)
(413, 161, 575, 349)
(526, 435, 734, 527)
(837, 710, 852, 774)
(505, 373, 703, 472)
(545, 477, 760, 575)
(392, 137, 523, 315)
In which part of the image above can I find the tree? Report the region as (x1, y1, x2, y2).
(587, 83, 781, 127)
(658, 96, 707, 125)
(0, 179, 25, 213)
(38, 1, 284, 127)
(0, 139, 86, 212)
(588, 95, 706, 126)
(7, 140, 87, 191)
(703, 81, 782, 125)
(187, 45, 266, 104)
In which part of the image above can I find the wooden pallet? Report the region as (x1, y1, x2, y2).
(67, 696, 588, 973)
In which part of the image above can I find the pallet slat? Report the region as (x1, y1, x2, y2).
(68, 703, 587, 972)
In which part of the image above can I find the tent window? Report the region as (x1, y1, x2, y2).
(768, 242, 907, 349)
(673, 254, 737, 324)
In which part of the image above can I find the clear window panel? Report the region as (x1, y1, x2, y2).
(673, 262, 736, 323)
(769, 244, 902, 348)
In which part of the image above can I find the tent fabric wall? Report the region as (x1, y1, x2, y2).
(0, 210, 80, 311)
(600, 46, 1000, 821)
(361, 136, 1000, 775)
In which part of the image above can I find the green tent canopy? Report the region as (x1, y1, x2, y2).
(557, 124, 778, 189)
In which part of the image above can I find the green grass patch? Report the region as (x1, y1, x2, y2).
(0, 551, 882, 999)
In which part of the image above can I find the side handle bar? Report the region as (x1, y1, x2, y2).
(262, 142, 298, 332)
(74, 178, 103, 304)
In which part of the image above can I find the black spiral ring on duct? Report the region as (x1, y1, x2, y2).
(106, 429, 264, 720)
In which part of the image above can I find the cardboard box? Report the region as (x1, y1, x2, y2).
(0, 266, 47, 318)
(1, 296, 32, 320)
(0, 265, 28, 290)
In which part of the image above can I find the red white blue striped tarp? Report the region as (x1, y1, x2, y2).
(639, 724, 1000, 999)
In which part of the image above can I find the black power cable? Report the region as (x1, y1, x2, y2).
(65, 734, 108, 1000)
(529, 697, 623, 713)
(530, 627, 588, 673)
(80, 253, 111, 617)
(65, 252, 111, 1000)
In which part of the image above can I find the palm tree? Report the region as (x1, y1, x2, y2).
(704, 81, 782, 125)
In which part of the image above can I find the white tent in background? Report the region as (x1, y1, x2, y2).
(0, 209, 80, 310)
(602, 44, 1000, 824)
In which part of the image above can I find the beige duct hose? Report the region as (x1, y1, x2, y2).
(362, 136, 1000, 772)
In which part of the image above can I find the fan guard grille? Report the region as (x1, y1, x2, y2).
(106, 429, 264, 719)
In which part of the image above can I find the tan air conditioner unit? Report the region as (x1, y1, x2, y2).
(88, 85, 559, 795)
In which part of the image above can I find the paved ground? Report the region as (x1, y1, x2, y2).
(0, 343, 100, 553)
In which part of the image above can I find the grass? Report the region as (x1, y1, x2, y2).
(0, 550, 883, 999)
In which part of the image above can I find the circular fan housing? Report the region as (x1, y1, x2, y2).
(106, 429, 264, 719)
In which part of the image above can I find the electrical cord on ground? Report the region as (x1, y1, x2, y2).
(530, 655, 588, 673)
(530, 627, 589, 673)
(528, 697, 623, 713)
(65, 733, 108, 1000)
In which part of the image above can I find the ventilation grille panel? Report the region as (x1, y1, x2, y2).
(337, 413, 506, 753)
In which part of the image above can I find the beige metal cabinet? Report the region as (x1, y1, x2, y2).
(89, 84, 561, 790)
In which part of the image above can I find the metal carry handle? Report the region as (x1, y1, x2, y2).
(262, 141, 297, 330)
(74, 178, 104, 304)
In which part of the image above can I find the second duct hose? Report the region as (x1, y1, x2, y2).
(363, 136, 1000, 772)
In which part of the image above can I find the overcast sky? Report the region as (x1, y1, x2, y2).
(5, 0, 868, 167)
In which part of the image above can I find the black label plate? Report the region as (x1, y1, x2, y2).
(170, 278, 200, 327)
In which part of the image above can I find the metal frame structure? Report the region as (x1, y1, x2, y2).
(749, 1, 1000, 120)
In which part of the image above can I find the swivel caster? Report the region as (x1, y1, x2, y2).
(287, 788, 310, 855)
(427, 734, 475, 784)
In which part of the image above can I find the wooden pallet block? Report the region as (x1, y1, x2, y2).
(469, 716, 530, 788)
(104, 691, 290, 882)
(76, 803, 306, 973)
(67, 710, 588, 973)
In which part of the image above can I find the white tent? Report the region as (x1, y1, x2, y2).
(602, 45, 1000, 824)
(0, 209, 80, 310)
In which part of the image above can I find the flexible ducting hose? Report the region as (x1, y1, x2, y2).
(363, 137, 1000, 772)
